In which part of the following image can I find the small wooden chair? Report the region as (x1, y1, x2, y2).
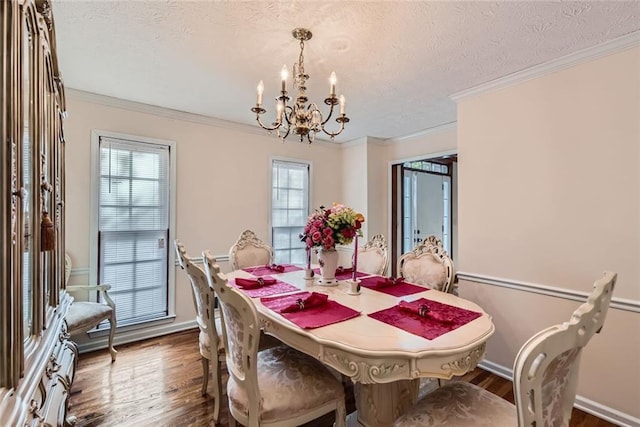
(228, 230, 274, 271)
(203, 250, 347, 427)
(355, 233, 389, 276)
(64, 253, 117, 362)
(397, 235, 455, 293)
(174, 240, 224, 423)
(393, 271, 616, 427)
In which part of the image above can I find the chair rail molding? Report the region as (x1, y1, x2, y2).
(457, 271, 639, 313)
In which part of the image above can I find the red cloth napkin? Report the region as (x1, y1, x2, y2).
(398, 300, 451, 322)
(261, 292, 361, 329)
(312, 267, 368, 280)
(243, 264, 303, 276)
(234, 277, 277, 289)
(335, 266, 353, 275)
(368, 297, 483, 340)
(265, 263, 285, 273)
(370, 276, 404, 288)
(359, 276, 427, 297)
(280, 292, 328, 313)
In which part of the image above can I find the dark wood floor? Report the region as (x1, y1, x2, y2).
(69, 329, 617, 427)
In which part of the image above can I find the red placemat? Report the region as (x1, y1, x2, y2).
(359, 276, 428, 297)
(368, 297, 482, 340)
(242, 264, 303, 276)
(230, 278, 299, 298)
(261, 292, 361, 329)
(312, 267, 368, 280)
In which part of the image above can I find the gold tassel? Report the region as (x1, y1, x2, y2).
(40, 211, 56, 251)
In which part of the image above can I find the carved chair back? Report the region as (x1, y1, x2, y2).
(229, 230, 274, 271)
(513, 271, 616, 426)
(397, 235, 454, 293)
(355, 233, 389, 276)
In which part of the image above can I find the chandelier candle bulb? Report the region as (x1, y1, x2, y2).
(280, 65, 288, 92)
(339, 95, 346, 115)
(329, 72, 337, 96)
(257, 80, 264, 105)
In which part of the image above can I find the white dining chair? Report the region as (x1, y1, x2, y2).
(355, 233, 389, 276)
(174, 240, 225, 423)
(202, 250, 347, 427)
(397, 235, 455, 294)
(228, 229, 275, 271)
(64, 253, 118, 362)
(393, 271, 616, 427)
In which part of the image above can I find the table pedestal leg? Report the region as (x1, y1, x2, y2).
(353, 380, 419, 427)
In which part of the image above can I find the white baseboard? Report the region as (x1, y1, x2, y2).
(75, 320, 198, 354)
(478, 360, 640, 427)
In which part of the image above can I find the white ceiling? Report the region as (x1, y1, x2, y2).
(53, 1, 640, 143)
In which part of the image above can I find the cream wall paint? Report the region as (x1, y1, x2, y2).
(64, 97, 344, 342)
(456, 47, 640, 419)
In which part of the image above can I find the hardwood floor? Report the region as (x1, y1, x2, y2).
(69, 329, 617, 427)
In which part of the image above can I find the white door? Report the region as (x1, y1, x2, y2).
(403, 170, 451, 254)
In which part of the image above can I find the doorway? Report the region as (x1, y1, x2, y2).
(391, 155, 457, 276)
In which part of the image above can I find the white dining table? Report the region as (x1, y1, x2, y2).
(224, 267, 495, 427)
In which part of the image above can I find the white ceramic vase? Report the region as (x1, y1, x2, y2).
(317, 247, 339, 286)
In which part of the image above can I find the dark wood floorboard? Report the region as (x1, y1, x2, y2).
(69, 329, 618, 427)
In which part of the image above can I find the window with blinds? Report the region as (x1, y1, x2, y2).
(271, 160, 310, 265)
(94, 134, 175, 327)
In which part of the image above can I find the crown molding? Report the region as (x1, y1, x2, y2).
(65, 88, 340, 147)
(451, 30, 640, 102)
(383, 122, 457, 145)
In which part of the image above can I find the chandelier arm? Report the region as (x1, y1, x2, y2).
(255, 114, 282, 132)
(320, 116, 349, 139)
(320, 103, 336, 126)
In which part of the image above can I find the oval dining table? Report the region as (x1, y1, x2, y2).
(224, 267, 495, 427)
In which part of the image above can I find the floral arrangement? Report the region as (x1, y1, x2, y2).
(300, 203, 365, 250)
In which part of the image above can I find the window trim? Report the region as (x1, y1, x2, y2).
(268, 156, 313, 261)
(89, 129, 177, 324)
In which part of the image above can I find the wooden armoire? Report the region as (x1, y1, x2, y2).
(0, 0, 76, 425)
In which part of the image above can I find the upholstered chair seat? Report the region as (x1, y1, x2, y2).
(65, 254, 117, 362)
(356, 233, 389, 276)
(227, 345, 346, 424)
(394, 272, 616, 427)
(66, 302, 113, 333)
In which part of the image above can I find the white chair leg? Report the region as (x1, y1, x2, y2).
(201, 356, 209, 396)
(212, 360, 222, 423)
(107, 315, 118, 362)
(335, 399, 346, 427)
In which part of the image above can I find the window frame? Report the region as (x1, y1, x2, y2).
(269, 156, 312, 264)
(89, 130, 177, 331)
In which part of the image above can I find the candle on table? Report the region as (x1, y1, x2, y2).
(352, 235, 358, 281)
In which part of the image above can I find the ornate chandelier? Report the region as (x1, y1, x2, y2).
(251, 28, 349, 144)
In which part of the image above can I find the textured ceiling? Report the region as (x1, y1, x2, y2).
(53, 1, 640, 143)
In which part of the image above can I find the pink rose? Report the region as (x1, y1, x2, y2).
(312, 231, 322, 243)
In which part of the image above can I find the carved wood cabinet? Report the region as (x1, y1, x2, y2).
(0, 1, 75, 425)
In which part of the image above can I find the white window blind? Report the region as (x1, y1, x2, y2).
(97, 136, 170, 326)
(271, 160, 309, 265)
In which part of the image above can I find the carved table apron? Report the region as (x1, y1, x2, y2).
(227, 268, 495, 427)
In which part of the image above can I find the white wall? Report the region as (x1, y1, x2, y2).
(456, 46, 640, 421)
(64, 94, 344, 345)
